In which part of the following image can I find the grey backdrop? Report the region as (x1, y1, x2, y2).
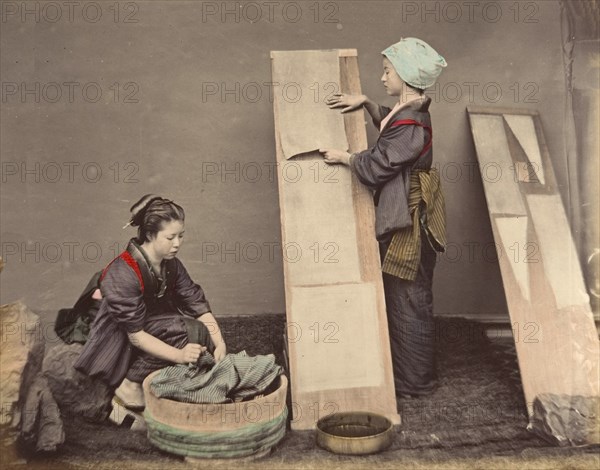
(1, 1, 569, 320)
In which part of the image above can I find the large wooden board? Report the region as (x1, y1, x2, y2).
(271, 49, 399, 430)
(467, 107, 599, 426)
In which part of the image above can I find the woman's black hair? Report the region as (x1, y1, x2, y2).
(128, 194, 185, 243)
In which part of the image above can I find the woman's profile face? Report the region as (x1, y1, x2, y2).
(381, 56, 404, 97)
(148, 219, 185, 260)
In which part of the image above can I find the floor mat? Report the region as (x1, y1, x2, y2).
(8, 315, 599, 469)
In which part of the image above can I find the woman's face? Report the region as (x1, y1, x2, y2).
(148, 219, 185, 261)
(381, 56, 404, 97)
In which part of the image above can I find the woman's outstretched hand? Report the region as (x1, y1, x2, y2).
(325, 93, 366, 113)
(178, 343, 206, 364)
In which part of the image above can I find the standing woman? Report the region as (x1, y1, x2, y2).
(75, 195, 226, 408)
(320, 38, 447, 398)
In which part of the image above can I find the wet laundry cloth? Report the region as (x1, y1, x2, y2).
(150, 351, 282, 404)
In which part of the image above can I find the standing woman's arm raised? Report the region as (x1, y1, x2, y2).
(325, 93, 386, 123)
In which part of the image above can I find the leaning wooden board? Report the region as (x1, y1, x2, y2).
(467, 106, 599, 444)
(271, 49, 400, 430)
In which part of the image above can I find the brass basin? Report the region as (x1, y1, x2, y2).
(316, 412, 394, 455)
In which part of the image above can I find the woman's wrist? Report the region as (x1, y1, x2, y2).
(348, 153, 356, 166)
(175, 348, 186, 364)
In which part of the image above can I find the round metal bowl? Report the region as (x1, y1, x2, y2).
(316, 412, 394, 455)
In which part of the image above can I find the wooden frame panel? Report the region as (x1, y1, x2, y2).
(271, 49, 399, 430)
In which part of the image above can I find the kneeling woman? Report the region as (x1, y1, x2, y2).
(75, 195, 226, 408)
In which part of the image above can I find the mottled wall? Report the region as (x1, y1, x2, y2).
(1, 1, 569, 319)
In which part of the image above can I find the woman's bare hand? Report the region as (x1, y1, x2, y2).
(319, 148, 351, 165)
(325, 93, 366, 113)
(178, 343, 206, 364)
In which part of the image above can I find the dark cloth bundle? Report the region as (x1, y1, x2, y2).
(54, 271, 102, 344)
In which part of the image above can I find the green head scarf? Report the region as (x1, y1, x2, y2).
(382, 37, 447, 89)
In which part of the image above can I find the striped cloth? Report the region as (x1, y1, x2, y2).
(150, 351, 282, 404)
(382, 168, 446, 280)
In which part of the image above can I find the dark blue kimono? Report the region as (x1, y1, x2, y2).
(349, 97, 439, 397)
(74, 239, 212, 386)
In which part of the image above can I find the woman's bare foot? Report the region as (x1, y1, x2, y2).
(114, 378, 145, 410)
